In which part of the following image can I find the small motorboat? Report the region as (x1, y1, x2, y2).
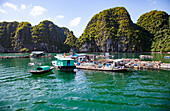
(27, 66, 54, 75)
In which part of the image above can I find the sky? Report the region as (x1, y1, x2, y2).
(0, 0, 169, 38)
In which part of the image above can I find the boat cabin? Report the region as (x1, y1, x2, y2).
(53, 57, 75, 67)
(77, 54, 87, 62)
(71, 54, 94, 62)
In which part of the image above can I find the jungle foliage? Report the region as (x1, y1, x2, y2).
(137, 10, 170, 52)
(0, 7, 169, 53)
(0, 20, 72, 52)
(76, 7, 156, 52)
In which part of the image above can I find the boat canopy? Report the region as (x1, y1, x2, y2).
(36, 66, 50, 71)
(30, 51, 45, 57)
(72, 54, 79, 57)
(31, 51, 44, 54)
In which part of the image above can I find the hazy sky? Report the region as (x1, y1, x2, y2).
(0, 0, 169, 37)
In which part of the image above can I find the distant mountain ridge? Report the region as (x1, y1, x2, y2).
(0, 20, 72, 52)
(75, 7, 169, 52)
(137, 10, 170, 52)
(0, 7, 169, 53)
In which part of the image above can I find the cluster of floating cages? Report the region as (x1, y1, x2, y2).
(139, 55, 153, 60)
(76, 55, 170, 71)
(125, 60, 162, 70)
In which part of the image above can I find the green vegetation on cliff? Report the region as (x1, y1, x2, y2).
(31, 20, 63, 52)
(0, 7, 169, 53)
(12, 22, 32, 52)
(77, 7, 152, 52)
(64, 31, 77, 48)
(0, 21, 19, 52)
(0, 20, 73, 52)
(137, 10, 170, 52)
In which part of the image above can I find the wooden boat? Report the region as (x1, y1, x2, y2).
(27, 66, 54, 75)
(52, 56, 76, 72)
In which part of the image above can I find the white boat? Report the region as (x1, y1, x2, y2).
(30, 51, 45, 58)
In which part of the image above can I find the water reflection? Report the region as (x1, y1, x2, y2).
(54, 70, 76, 82)
(80, 70, 132, 89)
(0, 58, 29, 68)
(31, 71, 54, 77)
(112, 53, 141, 59)
(29, 57, 53, 66)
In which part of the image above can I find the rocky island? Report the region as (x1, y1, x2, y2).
(0, 7, 169, 53)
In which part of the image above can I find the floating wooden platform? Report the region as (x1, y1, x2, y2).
(0, 55, 30, 59)
(76, 66, 129, 72)
(0, 54, 53, 59)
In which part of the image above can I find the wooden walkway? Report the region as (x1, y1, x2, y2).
(0, 55, 30, 59)
(0, 54, 53, 59)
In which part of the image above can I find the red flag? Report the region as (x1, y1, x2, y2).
(64, 52, 66, 58)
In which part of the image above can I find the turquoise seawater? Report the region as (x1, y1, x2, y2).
(0, 53, 170, 111)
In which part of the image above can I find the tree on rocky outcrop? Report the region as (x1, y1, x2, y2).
(12, 22, 32, 52)
(77, 7, 152, 52)
(137, 10, 170, 52)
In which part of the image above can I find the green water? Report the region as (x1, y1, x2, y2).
(0, 53, 170, 111)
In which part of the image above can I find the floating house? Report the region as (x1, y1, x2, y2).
(52, 56, 76, 72)
(71, 53, 95, 62)
(77, 54, 87, 62)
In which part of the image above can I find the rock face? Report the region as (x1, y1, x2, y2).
(0, 20, 72, 52)
(0, 7, 169, 53)
(12, 22, 32, 52)
(31, 20, 63, 52)
(76, 7, 152, 52)
(0, 21, 19, 52)
(137, 10, 170, 52)
(64, 31, 77, 52)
